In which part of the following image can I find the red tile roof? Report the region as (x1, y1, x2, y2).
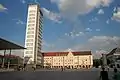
(72, 51, 91, 55)
(42, 52, 68, 56)
(42, 51, 91, 56)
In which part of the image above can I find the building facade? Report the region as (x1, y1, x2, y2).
(106, 47, 120, 68)
(42, 50, 93, 69)
(24, 4, 43, 65)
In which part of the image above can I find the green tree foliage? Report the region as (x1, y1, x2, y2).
(93, 59, 103, 68)
(107, 59, 111, 65)
(0, 57, 19, 64)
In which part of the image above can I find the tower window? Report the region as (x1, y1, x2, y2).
(27, 35, 34, 38)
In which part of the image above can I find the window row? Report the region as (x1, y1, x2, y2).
(29, 10, 36, 13)
(25, 51, 33, 54)
(27, 35, 34, 38)
(28, 20, 35, 23)
(29, 17, 35, 20)
(26, 39, 34, 42)
(28, 27, 34, 30)
(29, 14, 35, 16)
(26, 43, 33, 46)
(38, 44, 41, 48)
(38, 35, 42, 39)
(27, 31, 34, 34)
(28, 24, 35, 27)
(27, 47, 33, 50)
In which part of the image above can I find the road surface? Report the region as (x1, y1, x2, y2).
(0, 69, 114, 80)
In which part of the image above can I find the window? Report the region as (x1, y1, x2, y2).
(27, 31, 34, 34)
(26, 39, 34, 42)
(27, 47, 33, 50)
(28, 27, 34, 30)
(38, 35, 42, 39)
(29, 10, 36, 13)
(29, 14, 35, 16)
(27, 35, 34, 38)
(29, 55, 33, 58)
(26, 43, 33, 46)
(29, 17, 35, 19)
(28, 24, 35, 27)
(25, 51, 33, 54)
(28, 20, 35, 23)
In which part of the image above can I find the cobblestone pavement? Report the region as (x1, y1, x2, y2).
(0, 68, 117, 80)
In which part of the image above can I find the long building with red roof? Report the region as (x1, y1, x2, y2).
(42, 50, 93, 69)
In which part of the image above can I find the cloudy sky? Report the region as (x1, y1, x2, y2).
(0, 0, 120, 58)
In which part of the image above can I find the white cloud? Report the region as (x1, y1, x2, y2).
(41, 8, 62, 23)
(72, 36, 120, 58)
(79, 32, 85, 35)
(113, 7, 117, 12)
(42, 40, 54, 47)
(42, 35, 120, 58)
(98, 9, 104, 14)
(88, 36, 120, 52)
(93, 17, 98, 21)
(75, 32, 84, 37)
(65, 33, 68, 36)
(65, 31, 84, 37)
(106, 19, 110, 24)
(89, 17, 98, 22)
(88, 36, 120, 45)
(112, 7, 120, 22)
(16, 20, 26, 24)
(51, 0, 59, 3)
(20, 0, 26, 4)
(96, 50, 108, 54)
(0, 4, 7, 12)
(85, 28, 92, 32)
(12, 19, 26, 25)
(51, 0, 113, 18)
(96, 29, 100, 31)
(33, 0, 40, 4)
(94, 50, 108, 58)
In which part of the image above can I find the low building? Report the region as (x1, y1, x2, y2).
(42, 50, 93, 69)
(106, 47, 120, 68)
(0, 54, 23, 68)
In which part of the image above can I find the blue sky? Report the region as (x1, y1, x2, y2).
(0, 0, 120, 58)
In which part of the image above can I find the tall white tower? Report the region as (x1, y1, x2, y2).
(24, 4, 43, 66)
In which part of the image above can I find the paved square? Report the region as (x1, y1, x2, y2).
(0, 69, 114, 80)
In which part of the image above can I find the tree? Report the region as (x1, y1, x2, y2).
(107, 59, 110, 65)
(93, 59, 102, 68)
